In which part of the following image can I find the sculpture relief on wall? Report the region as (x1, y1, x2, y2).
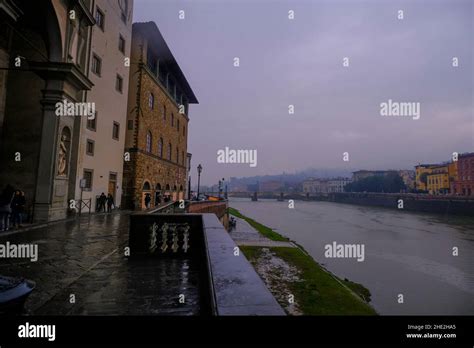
(57, 127, 71, 177)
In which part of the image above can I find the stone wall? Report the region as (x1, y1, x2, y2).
(328, 192, 474, 216)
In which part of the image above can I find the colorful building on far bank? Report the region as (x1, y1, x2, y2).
(448, 161, 458, 194)
(122, 22, 198, 210)
(454, 152, 474, 196)
(415, 164, 438, 192)
(426, 165, 449, 195)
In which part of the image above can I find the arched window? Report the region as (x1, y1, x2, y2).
(176, 148, 179, 163)
(158, 137, 163, 157)
(148, 92, 154, 109)
(173, 185, 177, 192)
(165, 184, 170, 191)
(156, 183, 161, 191)
(146, 131, 152, 153)
(143, 181, 151, 191)
(167, 143, 172, 161)
(179, 185, 183, 192)
(177, 119, 180, 131)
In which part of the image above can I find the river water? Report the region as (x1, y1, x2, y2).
(230, 198, 474, 315)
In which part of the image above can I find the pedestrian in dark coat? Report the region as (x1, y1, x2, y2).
(11, 190, 26, 228)
(106, 194, 115, 213)
(0, 185, 15, 232)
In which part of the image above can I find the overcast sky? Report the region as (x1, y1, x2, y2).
(133, 0, 473, 185)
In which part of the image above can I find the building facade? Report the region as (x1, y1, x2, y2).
(448, 161, 458, 194)
(74, 0, 133, 211)
(414, 164, 438, 192)
(303, 177, 351, 193)
(0, 0, 96, 222)
(122, 22, 198, 210)
(454, 152, 474, 196)
(327, 178, 352, 193)
(426, 165, 449, 195)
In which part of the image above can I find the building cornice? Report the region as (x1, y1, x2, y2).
(29, 61, 94, 91)
(70, 0, 96, 26)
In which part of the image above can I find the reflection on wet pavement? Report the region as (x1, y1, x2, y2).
(0, 213, 201, 315)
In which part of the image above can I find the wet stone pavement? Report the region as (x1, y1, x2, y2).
(0, 213, 201, 315)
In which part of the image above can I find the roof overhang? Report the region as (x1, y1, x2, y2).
(134, 22, 198, 104)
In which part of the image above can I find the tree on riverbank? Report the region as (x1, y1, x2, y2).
(344, 173, 406, 193)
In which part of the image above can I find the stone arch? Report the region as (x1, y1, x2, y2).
(172, 185, 178, 201)
(141, 180, 152, 209)
(45, 0, 64, 62)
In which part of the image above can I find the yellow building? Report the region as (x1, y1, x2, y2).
(448, 161, 458, 193)
(427, 165, 449, 194)
(415, 164, 436, 191)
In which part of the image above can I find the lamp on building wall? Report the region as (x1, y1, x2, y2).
(197, 164, 202, 200)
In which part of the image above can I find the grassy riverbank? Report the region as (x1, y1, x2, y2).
(229, 207, 377, 315)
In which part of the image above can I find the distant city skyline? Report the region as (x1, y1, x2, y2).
(134, 0, 473, 185)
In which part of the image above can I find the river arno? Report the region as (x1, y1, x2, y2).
(230, 198, 474, 315)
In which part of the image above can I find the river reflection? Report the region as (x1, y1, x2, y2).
(230, 198, 474, 315)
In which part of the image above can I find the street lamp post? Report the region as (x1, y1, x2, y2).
(219, 178, 225, 199)
(197, 164, 202, 200)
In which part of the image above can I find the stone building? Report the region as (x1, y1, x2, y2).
(122, 22, 198, 210)
(0, 0, 96, 222)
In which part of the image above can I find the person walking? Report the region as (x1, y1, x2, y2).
(106, 194, 115, 213)
(98, 193, 107, 212)
(11, 190, 26, 229)
(0, 185, 15, 232)
(144, 193, 151, 209)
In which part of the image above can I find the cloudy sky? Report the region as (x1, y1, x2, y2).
(133, 0, 473, 185)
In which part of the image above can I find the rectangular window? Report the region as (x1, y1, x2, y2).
(112, 121, 120, 140)
(91, 54, 102, 76)
(83, 169, 93, 191)
(128, 119, 133, 130)
(177, 119, 180, 132)
(87, 111, 97, 131)
(116, 74, 123, 93)
(95, 7, 105, 31)
(86, 139, 95, 156)
(118, 35, 125, 54)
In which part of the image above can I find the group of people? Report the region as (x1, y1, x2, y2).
(97, 193, 115, 213)
(0, 185, 26, 232)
